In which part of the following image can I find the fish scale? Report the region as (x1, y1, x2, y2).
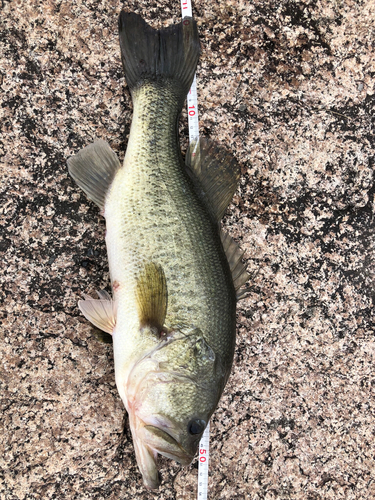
(106, 83, 236, 363)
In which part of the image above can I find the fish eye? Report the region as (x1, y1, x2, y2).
(187, 419, 206, 435)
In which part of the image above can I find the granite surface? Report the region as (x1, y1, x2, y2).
(1, 0, 375, 498)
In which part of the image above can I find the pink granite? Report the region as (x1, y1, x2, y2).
(1, 0, 374, 498)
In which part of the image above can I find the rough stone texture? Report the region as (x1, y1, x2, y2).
(1, 0, 374, 499)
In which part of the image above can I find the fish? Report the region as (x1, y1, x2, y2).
(67, 11, 249, 490)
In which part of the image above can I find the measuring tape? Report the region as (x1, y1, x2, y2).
(180, 3, 210, 499)
(197, 421, 210, 499)
(180, 0, 192, 18)
(187, 74, 199, 142)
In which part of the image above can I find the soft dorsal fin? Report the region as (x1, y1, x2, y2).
(135, 262, 168, 332)
(185, 139, 241, 222)
(220, 230, 250, 300)
(78, 290, 117, 335)
(67, 140, 121, 209)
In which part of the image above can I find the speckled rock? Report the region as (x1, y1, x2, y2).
(1, 0, 374, 499)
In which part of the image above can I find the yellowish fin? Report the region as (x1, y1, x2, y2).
(135, 262, 168, 333)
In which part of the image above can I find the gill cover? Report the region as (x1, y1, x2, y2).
(125, 329, 224, 488)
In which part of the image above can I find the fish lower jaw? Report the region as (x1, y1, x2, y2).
(154, 449, 193, 466)
(138, 444, 192, 490)
(144, 440, 193, 466)
(130, 413, 194, 488)
(138, 423, 194, 464)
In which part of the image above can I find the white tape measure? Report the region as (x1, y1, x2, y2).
(180, 3, 210, 499)
(197, 421, 210, 499)
(180, 0, 192, 18)
(187, 74, 199, 142)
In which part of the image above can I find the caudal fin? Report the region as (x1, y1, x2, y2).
(118, 12, 200, 102)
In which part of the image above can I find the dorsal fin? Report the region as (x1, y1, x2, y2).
(78, 290, 117, 335)
(185, 139, 241, 222)
(220, 231, 250, 300)
(135, 262, 168, 332)
(67, 140, 121, 209)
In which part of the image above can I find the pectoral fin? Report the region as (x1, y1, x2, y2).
(135, 263, 168, 332)
(78, 290, 117, 337)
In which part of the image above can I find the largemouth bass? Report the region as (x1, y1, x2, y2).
(68, 11, 248, 489)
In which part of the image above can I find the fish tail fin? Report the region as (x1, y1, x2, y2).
(118, 12, 200, 102)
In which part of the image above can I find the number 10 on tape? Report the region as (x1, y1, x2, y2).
(180, 1, 210, 497)
(198, 421, 210, 499)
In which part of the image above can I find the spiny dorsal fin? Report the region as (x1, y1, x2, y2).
(220, 230, 250, 300)
(135, 262, 168, 331)
(118, 12, 200, 101)
(78, 290, 117, 335)
(185, 139, 241, 222)
(67, 140, 121, 209)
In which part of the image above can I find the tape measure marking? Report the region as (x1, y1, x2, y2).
(181, 2, 210, 499)
(180, 0, 192, 18)
(187, 75, 199, 142)
(197, 421, 210, 500)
